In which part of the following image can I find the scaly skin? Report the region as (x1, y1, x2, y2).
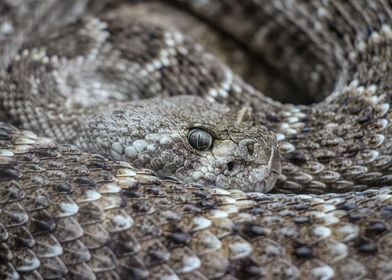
(0, 0, 391, 279)
(1, 122, 391, 279)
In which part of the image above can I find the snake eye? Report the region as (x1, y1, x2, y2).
(188, 128, 213, 151)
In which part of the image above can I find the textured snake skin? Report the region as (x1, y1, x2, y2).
(0, 0, 391, 279)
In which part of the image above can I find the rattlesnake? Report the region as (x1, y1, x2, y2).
(0, 0, 391, 279)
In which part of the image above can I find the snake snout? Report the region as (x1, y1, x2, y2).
(238, 138, 279, 161)
(223, 144, 281, 192)
(249, 146, 281, 193)
(266, 146, 281, 187)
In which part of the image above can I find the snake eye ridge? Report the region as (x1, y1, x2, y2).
(188, 128, 213, 151)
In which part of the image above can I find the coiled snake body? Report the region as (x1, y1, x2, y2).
(0, 0, 391, 279)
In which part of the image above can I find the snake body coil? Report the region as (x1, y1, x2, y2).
(0, 0, 391, 279)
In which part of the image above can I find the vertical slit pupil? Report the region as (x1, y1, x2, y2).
(189, 129, 212, 150)
(247, 143, 254, 155)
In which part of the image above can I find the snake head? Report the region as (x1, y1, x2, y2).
(80, 95, 281, 193)
(181, 106, 281, 192)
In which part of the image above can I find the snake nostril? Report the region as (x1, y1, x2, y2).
(246, 143, 254, 156)
(227, 161, 235, 171)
